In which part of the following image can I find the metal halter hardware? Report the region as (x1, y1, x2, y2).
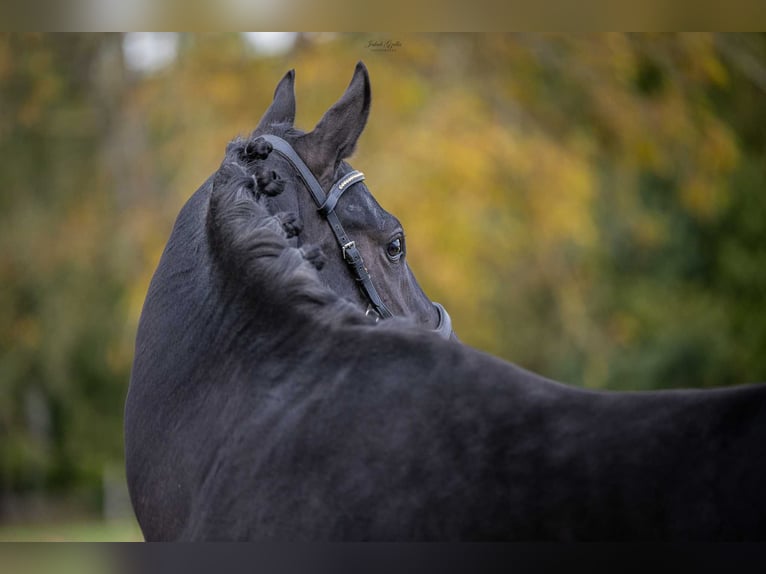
(258, 135, 394, 320)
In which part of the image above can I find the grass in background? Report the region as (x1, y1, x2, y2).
(0, 517, 143, 542)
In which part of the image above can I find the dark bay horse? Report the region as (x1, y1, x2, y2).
(124, 62, 766, 541)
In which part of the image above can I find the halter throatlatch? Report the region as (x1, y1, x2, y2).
(258, 135, 393, 320)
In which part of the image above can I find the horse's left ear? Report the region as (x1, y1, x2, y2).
(296, 61, 371, 182)
(255, 69, 296, 132)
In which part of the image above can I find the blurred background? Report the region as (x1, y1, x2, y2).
(0, 33, 764, 541)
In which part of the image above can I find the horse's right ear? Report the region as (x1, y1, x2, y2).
(255, 69, 296, 132)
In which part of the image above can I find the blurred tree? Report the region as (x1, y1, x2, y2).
(0, 33, 131, 514)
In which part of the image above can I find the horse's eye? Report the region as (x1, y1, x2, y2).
(386, 236, 404, 261)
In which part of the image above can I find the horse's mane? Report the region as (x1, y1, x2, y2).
(205, 132, 372, 328)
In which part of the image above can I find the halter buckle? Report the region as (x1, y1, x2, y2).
(342, 241, 356, 260)
(365, 305, 381, 323)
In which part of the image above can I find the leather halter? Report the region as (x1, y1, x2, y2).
(259, 135, 393, 320)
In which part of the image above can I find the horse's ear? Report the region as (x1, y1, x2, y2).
(255, 69, 296, 132)
(295, 61, 371, 181)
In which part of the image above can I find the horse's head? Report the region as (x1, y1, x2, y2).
(244, 62, 454, 339)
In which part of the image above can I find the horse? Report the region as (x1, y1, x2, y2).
(124, 62, 766, 541)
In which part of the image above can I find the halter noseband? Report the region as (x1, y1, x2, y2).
(259, 135, 393, 320)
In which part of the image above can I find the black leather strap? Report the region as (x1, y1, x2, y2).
(258, 135, 393, 319)
(259, 135, 327, 207)
(319, 171, 364, 216)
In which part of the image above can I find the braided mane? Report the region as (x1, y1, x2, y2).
(205, 133, 372, 327)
